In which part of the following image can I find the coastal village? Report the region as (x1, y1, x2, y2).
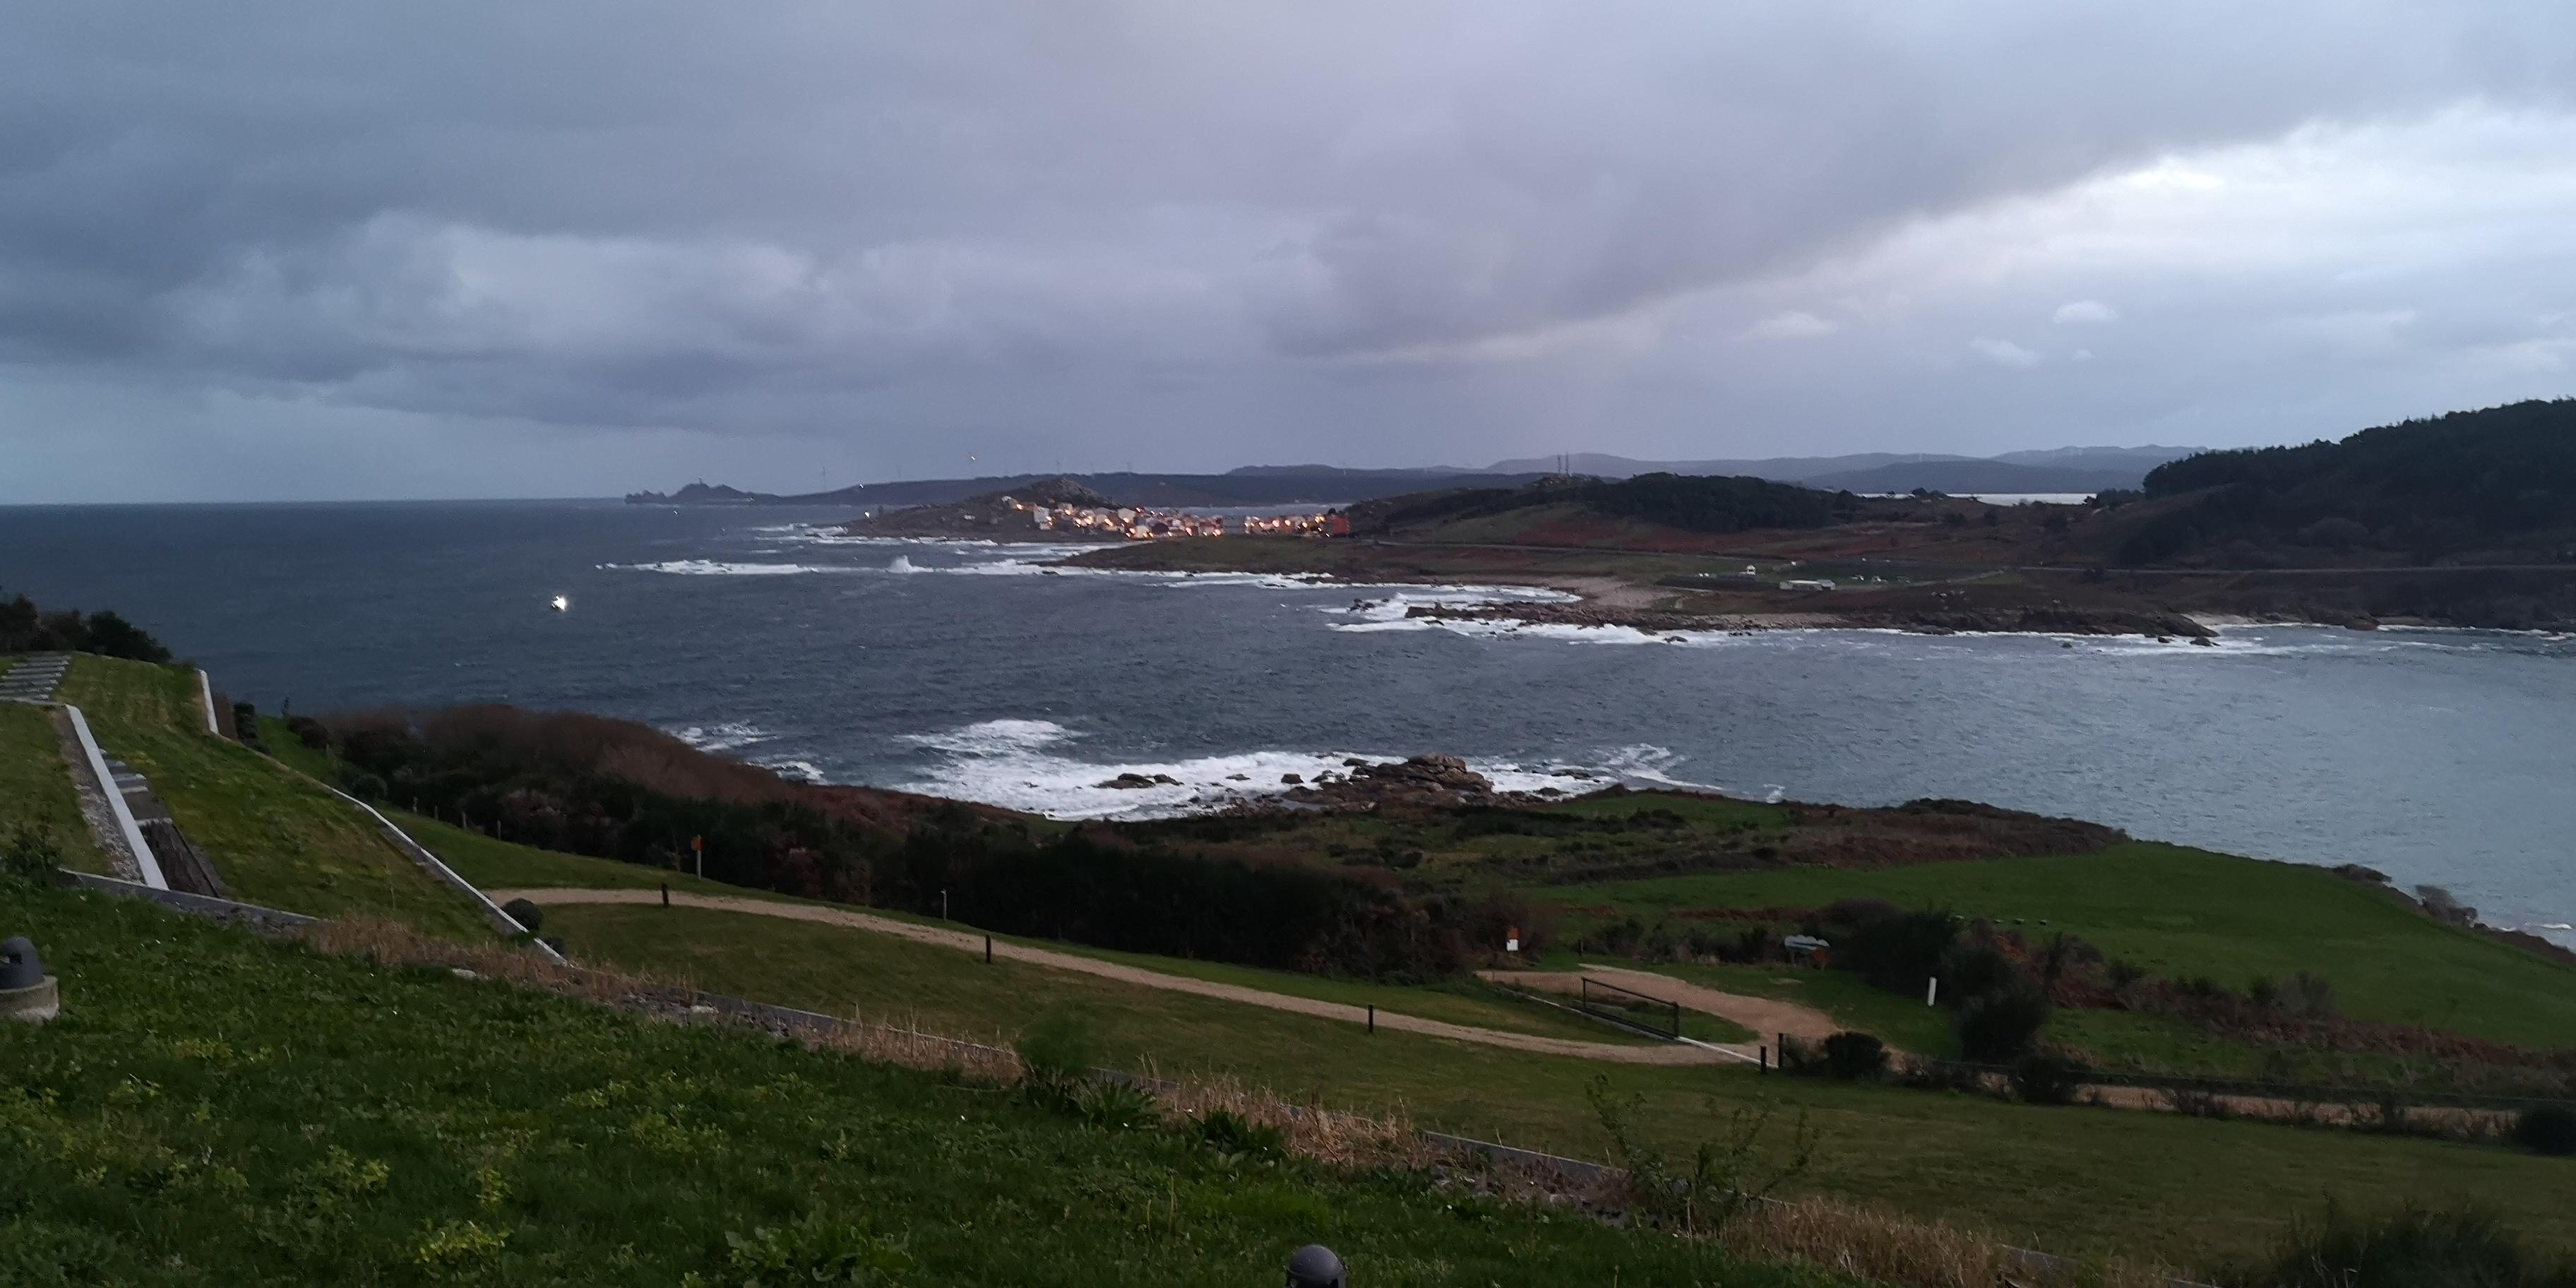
(1001, 491, 1349, 540)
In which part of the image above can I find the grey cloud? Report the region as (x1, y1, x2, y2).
(5, 1, 2576, 497)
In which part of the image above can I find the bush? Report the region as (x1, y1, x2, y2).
(1936, 943, 2020, 1003)
(1014, 1013, 1101, 1107)
(1836, 909, 1960, 994)
(1192, 1109, 1283, 1161)
(708, 1210, 914, 1287)
(1071, 1080, 1159, 1131)
(1585, 1075, 1815, 1237)
(2231, 1203, 2576, 1288)
(1814, 1032, 1888, 1081)
(2514, 1104, 2576, 1157)
(500, 898, 543, 934)
(285, 715, 331, 750)
(1, 823, 64, 881)
(1955, 981, 2051, 1062)
(2010, 1052, 2087, 1106)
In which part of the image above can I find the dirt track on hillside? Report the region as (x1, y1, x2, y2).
(1481, 966, 1851, 1049)
(493, 888, 1739, 1065)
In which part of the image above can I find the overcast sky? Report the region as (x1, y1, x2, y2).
(6, 2, 2576, 501)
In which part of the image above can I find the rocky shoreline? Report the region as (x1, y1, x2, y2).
(1401, 600, 2218, 640)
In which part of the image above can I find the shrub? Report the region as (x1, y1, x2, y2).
(1585, 1075, 1816, 1238)
(706, 1211, 914, 1287)
(2514, 1104, 2576, 1157)
(1936, 943, 2020, 1003)
(1814, 1032, 1888, 1081)
(2010, 1052, 2087, 1106)
(1072, 1080, 1159, 1131)
(2231, 1203, 2576, 1288)
(1837, 909, 1960, 994)
(285, 715, 331, 750)
(1, 824, 64, 881)
(500, 899, 544, 934)
(1955, 982, 2050, 1062)
(1193, 1109, 1284, 1161)
(1014, 1013, 1100, 1107)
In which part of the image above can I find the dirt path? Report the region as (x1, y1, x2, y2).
(1481, 965, 1849, 1049)
(494, 888, 1736, 1066)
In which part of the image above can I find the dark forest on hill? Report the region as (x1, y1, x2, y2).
(2120, 399, 2576, 566)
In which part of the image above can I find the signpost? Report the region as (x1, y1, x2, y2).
(692, 834, 703, 880)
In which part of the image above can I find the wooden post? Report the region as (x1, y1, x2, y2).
(1367, 1005, 1375, 1034)
(660, 881, 669, 908)
(984, 936, 992, 965)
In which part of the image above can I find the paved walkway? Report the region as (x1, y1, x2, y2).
(491, 887, 1741, 1066)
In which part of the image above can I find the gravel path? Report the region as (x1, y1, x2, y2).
(493, 888, 1738, 1065)
(1481, 966, 1852, 1049)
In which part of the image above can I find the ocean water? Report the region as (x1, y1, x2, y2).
(5, 499, 2571, 943)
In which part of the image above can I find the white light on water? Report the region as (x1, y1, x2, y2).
(550, 594, 569, 612)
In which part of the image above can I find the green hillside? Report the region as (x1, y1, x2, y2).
(2123, 398, 2576, 564)
(1558, 843, 2576, 1050)
(52, 657, 487, 938)
(0, 882, 1846, 1288)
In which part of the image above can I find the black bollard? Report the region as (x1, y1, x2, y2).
(1286, 1244, 1346, 1288)
(660, 881, 669, 908)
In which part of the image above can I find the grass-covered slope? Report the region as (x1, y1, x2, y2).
(52, 657, 487, 938)
(0, 884, 1842, 1288)
(531, 900, 2576, 1270)
(1561, 843, 2576, 1050)
(0, 701, 110, 873)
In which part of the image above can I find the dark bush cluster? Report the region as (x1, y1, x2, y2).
(0, 592, 171, 662)
(316, 704, 1501, 979)
(2515, 1104, 2576, 1158)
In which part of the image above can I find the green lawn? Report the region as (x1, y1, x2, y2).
(398, 811, 1678, 1047)
(538, 900, 2576, 1273)
(1558, 843, 2576, 1050)
(0, 702, 110, 873)
(0, 881, 1849, 1288)
(53, 657, 488, 938)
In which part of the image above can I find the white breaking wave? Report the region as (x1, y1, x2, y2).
(888, 720, 1755, 821)
(756, 758, 827, 785)
(609, 560, 854, 576)
(668, 721, 775, 751)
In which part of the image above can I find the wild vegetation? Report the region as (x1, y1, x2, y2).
(2121, 398, 2576, 566)
(1, 590, 171, 661)
(1, 881, 1861, 1288)
(1347, 472, 1854, 537)
(308, 705, 1530, 979)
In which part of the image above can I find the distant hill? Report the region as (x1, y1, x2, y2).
(1351, 472, 1850, 537)
(2116, 399, 2576, 566)
(1478, 447, 2195, 491)
(1799, 460, 2152, 496)
(627, 467, 1539, 509)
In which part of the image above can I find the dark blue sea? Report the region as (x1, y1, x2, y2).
(6, 499, 2571, 943)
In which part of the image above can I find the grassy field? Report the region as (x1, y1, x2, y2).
(1558, 843, 2576, 1051)
(52, 657, 489, 938)
(403, 816, 1681, 1047)
(0, 702, 111, 873)
(536, 900, 2576, 1272)
(0, 882, 1853, 1288)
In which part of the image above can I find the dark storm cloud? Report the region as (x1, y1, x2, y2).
(5, 1, 2576, 498)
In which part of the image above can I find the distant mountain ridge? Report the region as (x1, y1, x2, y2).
(625, 467, 1541, 509)
(628, 446, 2201, 508)
(1479, 446, 2198, 491)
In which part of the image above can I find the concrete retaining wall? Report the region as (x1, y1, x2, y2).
(60, 705, 165, 890)
(323, 787, 566, 965)
(61, 871, 316, 934)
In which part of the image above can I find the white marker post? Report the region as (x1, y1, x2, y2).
(1926, 977, 1940, 1007)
